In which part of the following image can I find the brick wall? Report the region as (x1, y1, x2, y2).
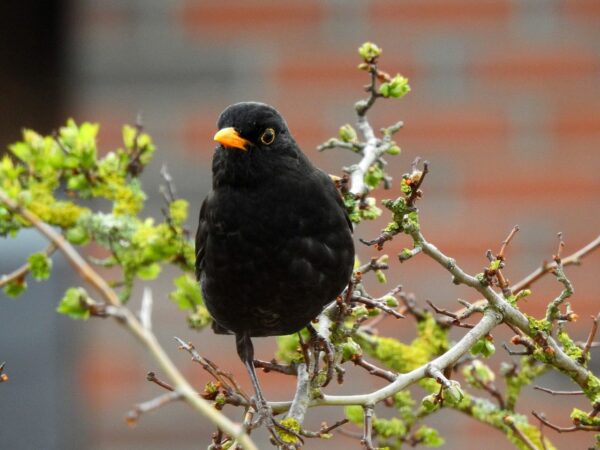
(63, 1, 600, 448)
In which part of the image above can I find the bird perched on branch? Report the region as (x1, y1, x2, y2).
(195, 102, 354, 431)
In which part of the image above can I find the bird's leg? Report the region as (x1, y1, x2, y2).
(236, 333, 270, 425)
(306, 323, 335, 387)
(235, 333, 304, 446)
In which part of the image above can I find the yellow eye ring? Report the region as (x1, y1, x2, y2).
(260, 128, 276, 145)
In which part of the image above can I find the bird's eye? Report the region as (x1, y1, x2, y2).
(260, 128, 276, 145)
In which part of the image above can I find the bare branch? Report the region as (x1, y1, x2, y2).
(533, 386, 584, 396)
(286, 363, 311, 425)
(354, 295, 405, 319)
(253, 359, 297, 376)
(126, 391, 182, 426)
(361, 406, 375, 450)
(352, 355, 397, 382)
(300, 418, 349, 438)
(531, 411, 598, 433)
(140, 287, 153, 331)
(505, 417, 537, 450)
(581, 314, 600, 363)
(174, 337, 250, 403)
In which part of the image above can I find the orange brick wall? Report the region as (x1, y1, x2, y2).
(62, 1, 600, 449)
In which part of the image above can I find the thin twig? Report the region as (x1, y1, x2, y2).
(352, 355, 397, 382)
(532, 411, 584, 433)
(174, 337, 250, 403)
(354, 295, 405, 319)
(505, 418, 537, 450)
(427, 300, 475, 329)
(253, 359, 297, 376)
(406, 159, 429, 207)
(147, 371, 175, 391)
(300, 418, 350, 438)
(533, 386, 584, 396)
(498, 225, 520, 260)
(126, 391, 182, 425)
(581, 314, 600, 363)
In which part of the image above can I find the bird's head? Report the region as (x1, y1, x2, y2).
(214, 102, 294, 153)
(212, 102, 305, 186)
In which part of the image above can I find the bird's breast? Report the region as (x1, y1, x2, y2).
(201, 176, 354, 336)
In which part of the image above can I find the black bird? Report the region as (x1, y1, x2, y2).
(195, 102, 354, 426)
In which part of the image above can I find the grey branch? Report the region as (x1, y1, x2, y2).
(286, 363, 311, 425)
(126, 391, 182, 425)
(140, 287, 153, 331)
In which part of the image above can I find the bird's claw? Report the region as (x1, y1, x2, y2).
(247, 400, 304, 448)
(307, 325, 335, 387)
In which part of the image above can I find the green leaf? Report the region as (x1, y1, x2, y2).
(169, 199, 188, 226)
(470, 338, 495, 358)
(3, 280, 27, 298)
(57, 287, 90, 320)
(384, 295, 399, 307)
(379, 74, 411, 99)
(358, 42, 382, 62)
(338, 124, 358, 143)
(420, 393, 439, 412)
(414, 425, 444, 447)
(444, 381, 464, 406)
(386, 144, 401, 155)
(169, 274, 203, 310)
(137, 263, 161, 280)
(373, 417, 406, 438)
(27, 252, 52, 280)
(65, 226, 90, 245)
(375, 269, 387, 284)
(340, 337, 362, 362)
(345, 405, 364, 425)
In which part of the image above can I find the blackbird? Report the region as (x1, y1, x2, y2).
(195, 102, 354, 427)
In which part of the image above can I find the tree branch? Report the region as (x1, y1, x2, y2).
(0, 190, 258, 450)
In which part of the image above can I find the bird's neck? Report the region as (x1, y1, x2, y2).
(211, 148, 309, 188)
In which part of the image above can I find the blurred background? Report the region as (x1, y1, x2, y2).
(1, 0, 600, 448)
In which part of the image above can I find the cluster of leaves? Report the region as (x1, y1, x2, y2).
(0, 120, 209, 327)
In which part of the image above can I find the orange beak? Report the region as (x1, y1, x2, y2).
(213, 127, 250, 151)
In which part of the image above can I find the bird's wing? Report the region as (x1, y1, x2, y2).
(195, 197, 208, 280)
(317, 169, 353, 232)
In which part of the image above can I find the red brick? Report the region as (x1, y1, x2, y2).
(179, 0, 323, 37)
(79, 350, 143, 406)
(553, 107, 600, 139)
(560, 0, 600, 18)
(471, 47, 600, 80)
(385, 107, 508, 143)
(369, 0, 512, 23)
